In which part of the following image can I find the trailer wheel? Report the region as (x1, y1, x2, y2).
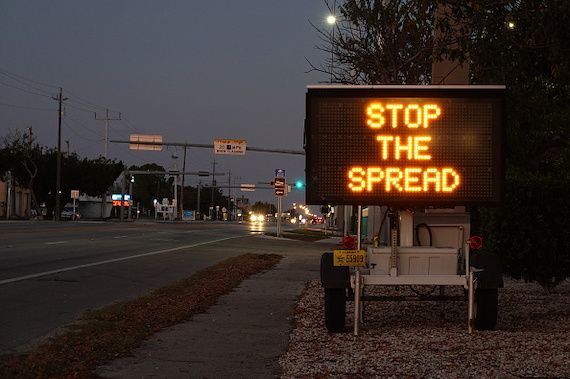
(324, 288, 346, 332)
(475, 288, 498, 330)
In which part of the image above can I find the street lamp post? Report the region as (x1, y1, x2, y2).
(327, 14, 336, 83)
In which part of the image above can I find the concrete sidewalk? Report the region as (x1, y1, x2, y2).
(96, 250, 322, 378)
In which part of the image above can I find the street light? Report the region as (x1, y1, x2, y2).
(327, 13, 336, 83)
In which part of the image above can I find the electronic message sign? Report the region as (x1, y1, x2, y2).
(305, 85, 505, 205)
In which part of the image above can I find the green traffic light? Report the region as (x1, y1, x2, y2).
(295, 181, 304, 189)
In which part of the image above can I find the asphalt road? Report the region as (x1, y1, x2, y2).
(0, 220, 302, 355)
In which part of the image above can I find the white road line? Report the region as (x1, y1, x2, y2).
(112, 235, 128, 239)
(0, 235, 245, 286)
(45, 241, 69, 245)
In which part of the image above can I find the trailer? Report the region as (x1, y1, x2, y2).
(305, 85, 505, 334)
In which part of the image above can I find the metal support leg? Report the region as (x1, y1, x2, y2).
(353, 268, 361, 336)
(468, 271, 475, 334)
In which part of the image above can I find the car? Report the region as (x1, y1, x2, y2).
(61, 207, 80, 220)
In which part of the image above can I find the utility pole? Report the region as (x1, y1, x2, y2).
(95, 108, 121, 158)
(53, 87, 67, 221)
(5, 171, 12, 220)
(211, 159, 216, 219)
(227, 170, 231, 221)
(197, 181, 201, 218)
(95, 108, 120, 220)
(65, 140, 70, 156)
(180, 145, 187, 219)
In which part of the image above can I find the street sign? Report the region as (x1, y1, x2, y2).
(129, 134, 163, 151)
(214, 139, 246, 155)
(274, 177, 286, 197)
(70, 190, 79, 199)
(305, 85, 505, 205)
(275, 169, 286, 178)
(240, 184, 255, 192)
(182, 210, 195, 221)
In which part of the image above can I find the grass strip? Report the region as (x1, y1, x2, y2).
(266, 229, 331, 241)
(0, 253, 282, 379)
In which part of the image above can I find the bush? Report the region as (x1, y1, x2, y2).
(478, 174, 570, 291)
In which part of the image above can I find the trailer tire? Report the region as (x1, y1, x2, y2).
(324, 288, 346, 333)
(475, 288, 498, 330)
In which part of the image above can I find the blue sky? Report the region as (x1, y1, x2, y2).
(0, 1, 333, 207)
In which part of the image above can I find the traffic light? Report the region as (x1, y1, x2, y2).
(295, 180, 304, 189)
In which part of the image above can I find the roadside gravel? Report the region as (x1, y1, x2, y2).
(279, 279, 570, 378)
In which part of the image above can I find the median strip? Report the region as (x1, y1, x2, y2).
(0, 253, 282, 379)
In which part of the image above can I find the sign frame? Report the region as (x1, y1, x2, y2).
(305, 85, 505, 206)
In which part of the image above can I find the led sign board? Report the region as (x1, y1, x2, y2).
(305, 85, 505, 205)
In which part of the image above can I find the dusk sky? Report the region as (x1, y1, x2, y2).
(0, 1, 332, 208)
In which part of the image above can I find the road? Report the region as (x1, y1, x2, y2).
(0, 220, 313, 355)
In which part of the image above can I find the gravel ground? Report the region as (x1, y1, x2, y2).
(279, 279, 570, 378)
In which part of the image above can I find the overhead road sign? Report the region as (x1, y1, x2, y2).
(111, 139, 304, 155)
(305, 85, 505, 205)
(127, 170, 224, 176)
(214, 139, 247, 155)
(240, 184, 256, 192)
(129, 134, 163, 151)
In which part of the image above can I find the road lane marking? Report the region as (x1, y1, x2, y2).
(112, 235, 128, 239)
(0, 235, 246, 286)
(45, 241, 69, 245)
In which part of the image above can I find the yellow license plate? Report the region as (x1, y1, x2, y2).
(333, 250, 366, 267)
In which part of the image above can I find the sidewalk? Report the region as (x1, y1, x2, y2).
(96, 249, 323, 378)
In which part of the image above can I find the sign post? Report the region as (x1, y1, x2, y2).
(274, 170, 286, 238)
(71, 190, 79, 221)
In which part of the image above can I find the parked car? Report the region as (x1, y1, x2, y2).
(61, 207, 80, 220)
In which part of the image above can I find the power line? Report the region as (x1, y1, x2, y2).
(63, 119, 101, 142)
(63, 116, 102, 138)
(0, 79, 54, 98)
(0, 67, 59, 90)
(64, 88, 119, 113)
(0, 66, 122, 118)
(0, 71, 55, 96)
(65, 102, 98, 115)
(0, 101, 56, 111)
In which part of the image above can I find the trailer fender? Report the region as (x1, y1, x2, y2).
(320, 252, 350, 289)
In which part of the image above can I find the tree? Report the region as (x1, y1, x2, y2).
(1, 131, 124, 218)
(309, 0, 437, 84)
(313, 0, 570, 287)
(129, 163, 170, 210)
(0, 130, 43, 216)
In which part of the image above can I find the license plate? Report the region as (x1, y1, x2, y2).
(333, 250, 366, 267)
